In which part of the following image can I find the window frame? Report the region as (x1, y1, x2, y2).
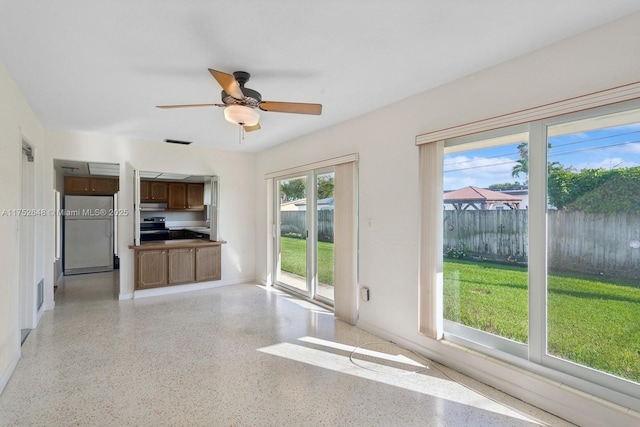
(441, 123, 531, 359)
(420, 98, 640, 408)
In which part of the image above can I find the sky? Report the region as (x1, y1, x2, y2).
(443, 122, 640, 191)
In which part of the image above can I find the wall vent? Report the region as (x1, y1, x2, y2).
(164, 139, 193, 145)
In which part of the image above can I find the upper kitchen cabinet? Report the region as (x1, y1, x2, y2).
(168, 183, 204, 211)
(187, 183, 205, 210)
(140, 180, 168, 202)
(65, 176, 119, 195)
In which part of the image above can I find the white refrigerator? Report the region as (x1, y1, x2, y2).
(64, 195, 114, 275)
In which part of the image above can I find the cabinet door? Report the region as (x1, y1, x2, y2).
(150, 182, 168, 201)
(90, 177, 118, 195)
(168, 183, 187, 209)
(195, 246, 221, 281)
(187, 183, 205, 210)
(64, 176, 91, 194)
(140, 181, 151, 201)
(168, 248, 195, 284)
(137, 250, 167, 289)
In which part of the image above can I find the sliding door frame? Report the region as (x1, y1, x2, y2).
(273, 168, 334, 305)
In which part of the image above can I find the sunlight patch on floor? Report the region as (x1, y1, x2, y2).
(258, 338, 548, 425)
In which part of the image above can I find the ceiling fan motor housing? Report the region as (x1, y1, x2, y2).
(221, 87, 262, 107)
(221, 70, 262, 107)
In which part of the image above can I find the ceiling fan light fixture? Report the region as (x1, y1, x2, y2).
(224, 105, 259, 126)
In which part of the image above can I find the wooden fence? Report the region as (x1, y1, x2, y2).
(444, 210, 640, 279)
(548, 210, 640, 279)
(280, 210, 334, 242)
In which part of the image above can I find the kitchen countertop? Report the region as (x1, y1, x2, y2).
(129, 239, 224, 250)
(167, 226, 211, 234)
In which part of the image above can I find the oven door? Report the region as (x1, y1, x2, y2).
(140, 230, 171, 242)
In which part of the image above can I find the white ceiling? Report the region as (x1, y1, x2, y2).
(2, 1, 640, 153)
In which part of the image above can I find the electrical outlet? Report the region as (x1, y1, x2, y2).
(360, 287, 370, 301)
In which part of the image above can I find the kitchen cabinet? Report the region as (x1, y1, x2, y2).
(136, 249, 167, 289)
(168, 183, 187, 209)
(168, 183, 204, 210)
(131, 240, 222, 290)
(187, 183, 205, 210)
(140, 180, 168, 202)
(65, 176, 119, 195)
(195, 245, 221, 281)
(168, 247, 195, 284)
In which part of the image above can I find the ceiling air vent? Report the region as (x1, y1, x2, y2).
(164, 139, 192, 145)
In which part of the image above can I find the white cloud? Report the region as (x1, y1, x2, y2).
(575, 157, 639, 171)
(619, 141, 640, 155)
(444, 155, 519, 190)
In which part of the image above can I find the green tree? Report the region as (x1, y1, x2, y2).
(317, 175, 334, 199)
(280, 179, 306, 202)
(547, 166, 640, 213)
(488, 182, 524, 191)
(511, 142, 529, 181)
(511, 142, 561, 184)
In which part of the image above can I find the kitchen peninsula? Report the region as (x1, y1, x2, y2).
(130, 239, 223, 290)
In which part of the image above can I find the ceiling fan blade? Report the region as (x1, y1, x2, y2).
(208, 68, 244, 100)
(259, 101, 322, 115)
(243, 123, 261, 133)
(156, 103, 225, 109)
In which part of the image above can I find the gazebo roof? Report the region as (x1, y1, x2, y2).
(444, 186, 522, 204)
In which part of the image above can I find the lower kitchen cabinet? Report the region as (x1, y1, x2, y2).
(168, 247, 195, 284)
(137, 249, 168, 289)
(195, 246, 221, 281)
(132, 241, 222, 290)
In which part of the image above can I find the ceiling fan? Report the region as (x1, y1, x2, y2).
(157, 69, 322, 132)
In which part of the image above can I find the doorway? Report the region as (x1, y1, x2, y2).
(53, 160, 120, 297)
(274, 168, 335, 305)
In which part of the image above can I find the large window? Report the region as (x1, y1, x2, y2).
(443, 129, 530, 356)
(421, 99, 640, 407)
(544, 107, 640, 388)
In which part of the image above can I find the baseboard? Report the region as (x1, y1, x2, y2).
(0, 347, 20, 395)
(118, 292, 134, 300)
(356, 320, 640, 427)
(132, 278, 252, 299)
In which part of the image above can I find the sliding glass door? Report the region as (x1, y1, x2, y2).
(276, 175, 309, 294)
(315, 170, 335, 302)
(275, 168, 335, 304)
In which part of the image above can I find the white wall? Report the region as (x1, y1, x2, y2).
(44, 129, 257, 298)
(0, 62, 45, 392)
(254, 12, 640, 426)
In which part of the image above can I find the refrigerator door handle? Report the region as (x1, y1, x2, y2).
(113, 192, 119, 257)
(54, 190, 61, 260)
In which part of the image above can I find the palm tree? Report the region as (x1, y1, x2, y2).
(511, 142, 559, 183)
(512, 142, 529, 182)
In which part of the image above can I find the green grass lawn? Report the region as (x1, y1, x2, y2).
(280, 236, 334, 286)
(444, 258, 640, 383)
(279, 237, 639, 383)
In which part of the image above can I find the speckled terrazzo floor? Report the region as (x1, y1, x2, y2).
(0, 272, 574, 426)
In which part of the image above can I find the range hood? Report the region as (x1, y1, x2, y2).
(140, 202, 167, 211)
